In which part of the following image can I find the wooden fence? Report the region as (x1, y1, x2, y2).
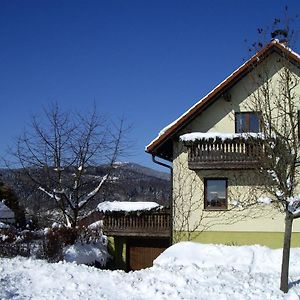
(103, 210, 170, 237)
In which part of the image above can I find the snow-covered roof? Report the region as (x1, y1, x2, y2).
(97, 201, 161, 212)
(0, 201, 15, 220)
(146, 40, 300, 160)
(180, 132, 264, 142)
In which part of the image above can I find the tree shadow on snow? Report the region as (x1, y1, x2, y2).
(289, 279, 300, 289)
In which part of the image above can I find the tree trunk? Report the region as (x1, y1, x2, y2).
(70, 208, 78, 228)
(280, 213, 293, 293)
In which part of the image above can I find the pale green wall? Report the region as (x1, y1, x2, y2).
(172, 51, 300, 236)
(174, 231, 300, 249)
(107, 236, 127, 270)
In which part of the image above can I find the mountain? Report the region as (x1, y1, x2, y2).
(113, 162, 170, 181)
(0, 163, 170, 226)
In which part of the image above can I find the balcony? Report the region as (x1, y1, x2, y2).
(103, 209, 171, 238)
(184, 137, 264, 170)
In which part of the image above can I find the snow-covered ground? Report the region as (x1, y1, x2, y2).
(1, 242, 300, 299)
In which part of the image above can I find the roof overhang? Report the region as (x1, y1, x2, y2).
(146, 40, 300, 161)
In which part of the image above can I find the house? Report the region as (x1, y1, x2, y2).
(0, 200, 15, 224)
(146, 39, 300, 248)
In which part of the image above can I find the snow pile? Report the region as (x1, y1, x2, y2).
(180, 132, 264, 142)
(154, 242, 300, 274)
(63, 220, 108, 266)
(63, 238, 108, 266)
(1, 242, 300, 299)
(97, 201, 160, 212)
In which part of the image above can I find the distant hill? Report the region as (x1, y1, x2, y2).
(114, 162, 170, 181)
(0, 163, 170, 226)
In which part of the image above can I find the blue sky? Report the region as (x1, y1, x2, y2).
(0, 0, 299, 171)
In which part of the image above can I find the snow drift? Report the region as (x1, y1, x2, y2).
(1, 242, 300, 299)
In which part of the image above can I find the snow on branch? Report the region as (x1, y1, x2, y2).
(267, 170, 280, 185)
(257, 197, 272, 205)
(39, 186, 77, 211)
(78, 174, 108, 209)
(38, 187, 61, 202)
(287, 195, 300, 217)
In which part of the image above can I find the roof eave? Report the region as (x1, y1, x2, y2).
(146, 41, 300, 159)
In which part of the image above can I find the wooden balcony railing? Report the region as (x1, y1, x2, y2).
(103, 210, 170, 237)
(185, 138, 264, 170)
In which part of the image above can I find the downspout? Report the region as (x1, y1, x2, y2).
(152, 155, 173, 246)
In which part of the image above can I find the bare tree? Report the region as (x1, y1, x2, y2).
(172, 154, 206, 242)
(11, 103, 128, 228)
(245, 27, 300, 292)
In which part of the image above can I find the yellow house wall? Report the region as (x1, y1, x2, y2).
(172, 52, 300, 241)
(179, 53, 300, 135)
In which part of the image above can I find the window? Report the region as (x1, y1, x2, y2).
(204, 178, 227, 210)
(235, 112, 261, 133)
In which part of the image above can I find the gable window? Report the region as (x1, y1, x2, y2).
(204, 178, 228, 210)
(235, 112, 261, 133)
